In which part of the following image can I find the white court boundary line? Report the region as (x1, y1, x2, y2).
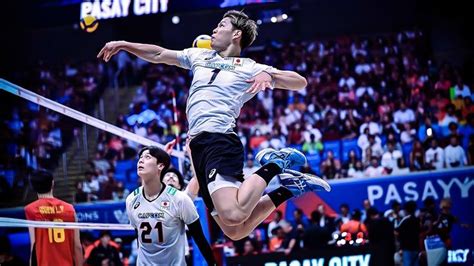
(0, 78, 185, 158)
(0, 217, 133, 230)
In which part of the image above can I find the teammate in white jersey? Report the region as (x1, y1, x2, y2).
(125, 146, 215, 265)
(162, 167, 199, 259)
(99, 10, 330, 241)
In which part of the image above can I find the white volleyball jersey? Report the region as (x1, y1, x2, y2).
(126, 185, 199, 265)
(176, 48, 272, 137)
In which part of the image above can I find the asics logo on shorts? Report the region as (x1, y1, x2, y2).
(209, 169, 217, 179)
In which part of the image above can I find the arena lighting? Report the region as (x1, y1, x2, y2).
(356, 238, 363, 244)
(256, 19, 262, 25)
(333, 233, 339, 239)
(172, 15, 180, 24)
(341, 232, 347, 237)
(427, 127, 433, 136)
(349, 240, 354, 245)
(258, 9, 292, 24)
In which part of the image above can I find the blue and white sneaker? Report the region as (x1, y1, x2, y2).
(255, 148, 307, 171)
(280, 170, 332, 195)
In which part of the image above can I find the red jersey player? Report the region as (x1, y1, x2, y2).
(24, 170, 83, 266)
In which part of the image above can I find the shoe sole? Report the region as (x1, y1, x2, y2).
(283, 169, 332, 192)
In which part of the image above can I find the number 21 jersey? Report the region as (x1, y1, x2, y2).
(126, 185, 199, 265)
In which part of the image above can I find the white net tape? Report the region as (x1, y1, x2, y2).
(0, 78, 185, 159)
(0, 217, 133, 230)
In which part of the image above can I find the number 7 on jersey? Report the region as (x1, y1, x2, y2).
(208, 69, 221, 84)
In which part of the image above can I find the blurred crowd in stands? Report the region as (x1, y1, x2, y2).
(0, 60, 105, 203)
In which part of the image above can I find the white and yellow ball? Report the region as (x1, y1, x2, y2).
(80, 15, 99, 33)
(192, 34, 212, 49)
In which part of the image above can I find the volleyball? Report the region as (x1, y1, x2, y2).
(80, 15, 99, 33)
(192, 34, 212, 49)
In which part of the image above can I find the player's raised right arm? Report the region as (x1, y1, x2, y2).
(97, 41, 180, 66)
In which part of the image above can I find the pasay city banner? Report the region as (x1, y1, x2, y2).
(274, 167, 473, 265)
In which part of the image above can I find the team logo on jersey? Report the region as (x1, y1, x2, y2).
(133, 201, 140, 209)
(204, 62, 235, 71)
(232, 58, 243, 66)
(160, 201, 171, 209)
(114, 210, 130, 224)
(209, 168, 217, 179)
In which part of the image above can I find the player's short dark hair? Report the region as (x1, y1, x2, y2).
(30, 170, 54, 194)
(223, 10, 258, 49)
(138, 146, 171, 171)
(163, 168, 185, 190)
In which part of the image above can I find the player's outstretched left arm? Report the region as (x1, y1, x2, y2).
(97, 41, 180, 66)
(188, 220, 217, 265)
(246, 69, 307, 93)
